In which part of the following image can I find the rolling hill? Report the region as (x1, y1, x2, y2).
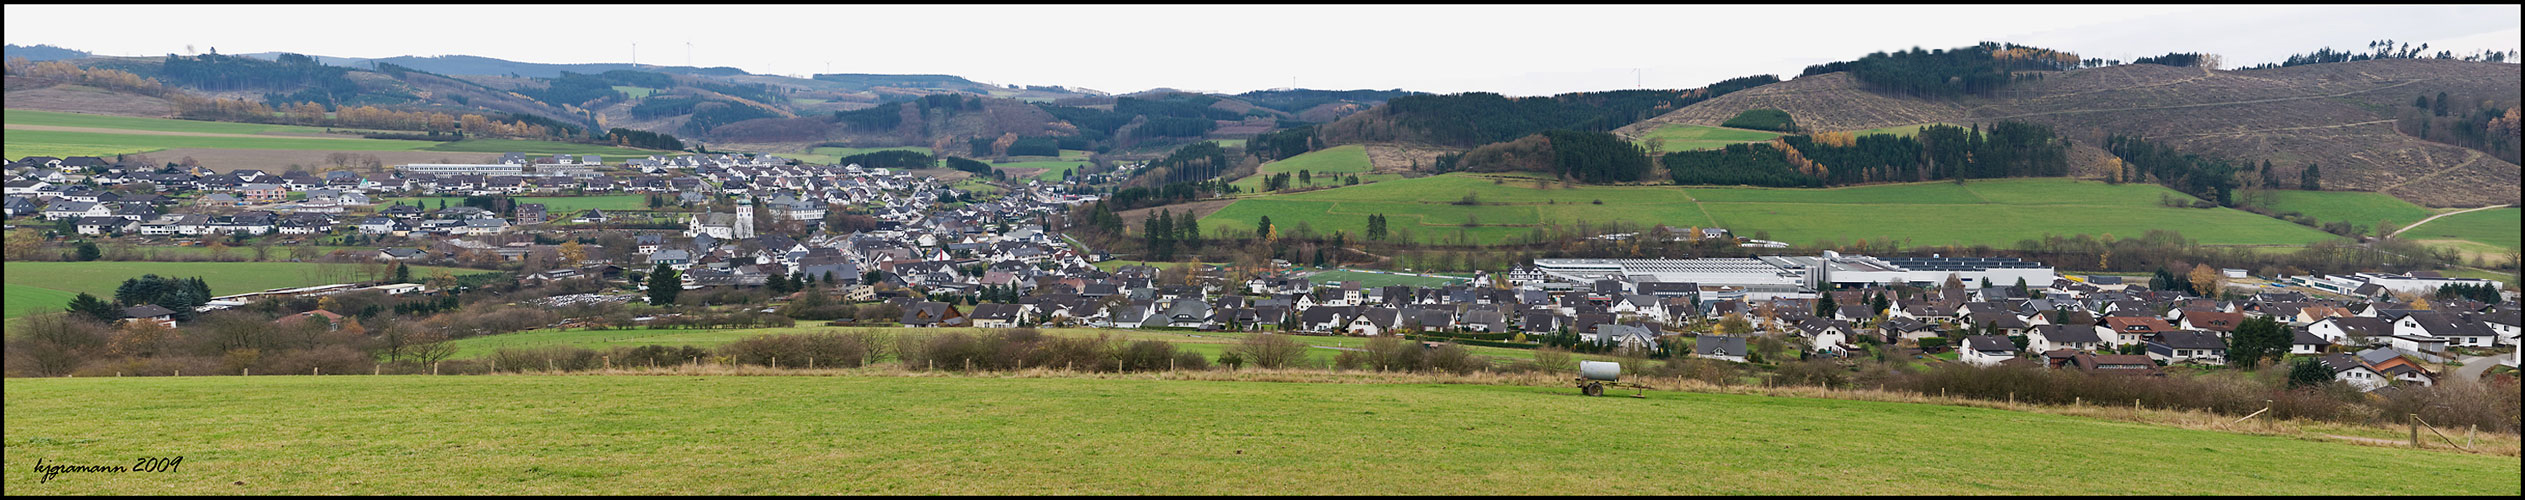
(1617, 58, 2520, 207)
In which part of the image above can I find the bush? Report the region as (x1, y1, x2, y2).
(258, 345, 376, 375)
(1233, 333, 1311, 369)
(1173, 351, 1212, 371)
(1117, 340, 1178, 372)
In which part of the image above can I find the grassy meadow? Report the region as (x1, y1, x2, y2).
(6, 375, 2514, 495)
(1197, 174, 2342, 247)
(2, 262, 491, 319)
(1231, 144, 1379, 190)
(375, 195, 649, 213)
(3, 109, 670, 159)
(1304, 269, 1472, 288)
(783, 146, 932, 165)
(1632, 124, 1782, 152)
(2249, 190, 2437, 236)
(438, 325, 1573, 366)
(2402, 207, 2520, 250)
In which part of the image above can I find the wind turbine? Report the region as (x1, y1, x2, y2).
(631, 42, 638, 67)
(685, 41, 693, 67)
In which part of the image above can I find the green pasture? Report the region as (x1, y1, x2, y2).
(1199, 174, 2344, 247)
(2249, 190, 2436, 236)
(2402, 208, 2519, 250)
(2, 262, 491, 319)
(6, 375, 2513, 495)
(1232, 145, 1375, 190)
(1633, 124, 1782, 152)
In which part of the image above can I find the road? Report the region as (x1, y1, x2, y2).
(2452, 354, 2508, 383)
(2390, 204, 2512, 239)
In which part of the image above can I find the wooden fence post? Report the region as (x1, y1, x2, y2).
(314, 367, 320, 376)
(2409, 414, 2420, 447)
(243, 368, 249, 376)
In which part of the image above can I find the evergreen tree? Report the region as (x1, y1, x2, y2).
(2227, 316, 2290, 370)
(67, 292, 120, 323)
(1815, 290, 1838, 317)
(2299, 163, 2321, 191)
(646, 262, 681, 306)
(393, 263, 412, 284)
(73, 241, 101, 261)
(2287, 357, 2333, 388)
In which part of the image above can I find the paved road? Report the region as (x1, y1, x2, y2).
(2452, 354, 2508, 383)
(2390, 204, 2513, 238)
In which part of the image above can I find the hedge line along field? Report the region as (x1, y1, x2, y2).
(1231, 144, 1376, 190)
(1196, 174, 2343, 247)
(6, 375, 2514, 495)
(2403, 207, 2520, 250)
(4, 284, 81, 322)
(3, 109, 673, 158)
(2251, 190, 2437, 236)
(1631, 124, 1782, 152)
(1, 262, 492, 308)
(435, 326, 1577, 366)
(375, 195, 649, 213)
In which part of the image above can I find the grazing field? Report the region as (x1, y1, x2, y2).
(1303, 269, 1471, 288)
(419, 139, 667, 156)
(2251, 190, 2437, 236)
(990, 159, 1091, 182)
(1835, 122, 1951, 137)
(376, 195, 648, 213)
(6, 375, 2513, 495)
(438, 325, 1580, 365)
(6, 109, 349, 136)
(1630, 124, 1782, 152)
(2, 262, 491, 313)
(1231, 144, 1376, 190)
(1198, 174, 2343, 247)
(3, 129, 437, 157)
(4, 284, 80, 322)
(784, 146, 932, 165)
(610, 86, 657, 99)
(2402, 207, 2520, 250)
(4, 109, 669, 159)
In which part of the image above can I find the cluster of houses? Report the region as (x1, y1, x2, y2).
(14, 151, 2517, 394)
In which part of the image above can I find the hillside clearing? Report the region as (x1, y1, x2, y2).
(1198, 174, 2341, 247)
(5, 375, 2512, 495)
(2, 262, 491, 313)
(1231, 144, 1376, 190)
(1631, 124, 1782, 152)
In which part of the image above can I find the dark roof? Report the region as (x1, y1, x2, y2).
(1695, 335, 1747, 357)
(121, 304, 176, 318)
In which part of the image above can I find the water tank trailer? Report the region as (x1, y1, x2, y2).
(1575, 360, 1648, 398)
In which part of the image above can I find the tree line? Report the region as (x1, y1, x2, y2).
(1800, 42, 2085, 98)
(2237, 39, 2519, 70)
(1664, 121, 2070, 187)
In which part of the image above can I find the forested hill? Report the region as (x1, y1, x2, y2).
(3, 44, 90, 62)
(1625, 42, 2520, 207)
(1316, 75, 1780, 148)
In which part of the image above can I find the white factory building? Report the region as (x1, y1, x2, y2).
(1530, 252, 2055, 298)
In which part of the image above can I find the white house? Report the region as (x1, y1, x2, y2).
(1959, 335, 2017, 367)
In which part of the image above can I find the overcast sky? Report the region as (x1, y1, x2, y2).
(7, 4, 2517, 96)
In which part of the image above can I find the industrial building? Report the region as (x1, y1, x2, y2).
(1529, 252, 2055, 299)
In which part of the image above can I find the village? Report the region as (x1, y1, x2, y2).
(7, 150, 2517, 393)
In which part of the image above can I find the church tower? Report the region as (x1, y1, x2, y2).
(734, 196, 756, 239)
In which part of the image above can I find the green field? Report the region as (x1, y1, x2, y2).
(785, 146, 932, 165)
(1231, 144, 1376, 191)
(611, 86, 657, 99)
(1304, 269, 1470, 288)
(2, 262, 491, 319)
(1632, 124, 1782, 152)
(376, 195, 648, 213)
(2402, 207, 2520, 250)
(440, 325, 1579, 366)
(4, 284, 80, 322)
(4, 129, 438, 158)
(6, 375, 2511, 494)
(419, 139, 666, 156)
(991, 159, 1092, 182)
(2251, 190, 2436, 236)
(1834, 122, 1952, 138)
(1211, 138, 1246, 149)
(1199, 174, 2344, 247)
(4, 109, 669, 159)
(6, 110, 351, 136)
